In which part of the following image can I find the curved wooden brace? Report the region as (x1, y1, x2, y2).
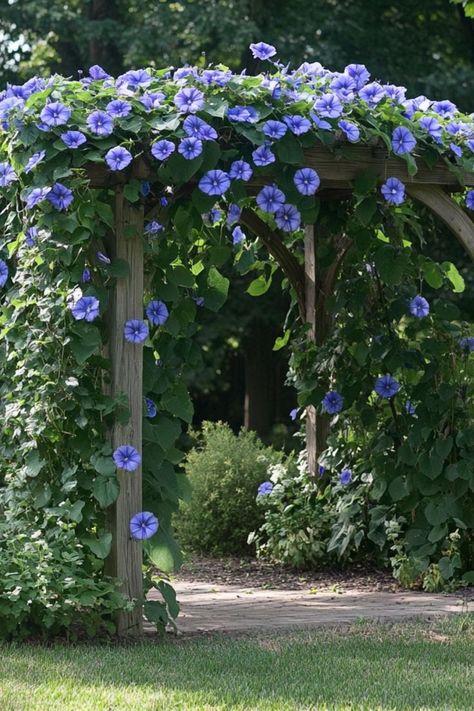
(240, 208, 306, 320)
(406, 185, 474, 261)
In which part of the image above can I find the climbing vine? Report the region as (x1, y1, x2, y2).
(0, 41, 473, 636)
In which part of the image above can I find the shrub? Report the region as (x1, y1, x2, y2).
(248, 452, 335, 568)
(176, 421, 280, 556)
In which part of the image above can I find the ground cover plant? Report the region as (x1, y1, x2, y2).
(0, 39, 473, 637)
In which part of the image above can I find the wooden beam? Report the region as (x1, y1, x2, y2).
(107, 187, 144, 636)
(304, 225, 318, 476)
(406, 185, 474, 261)
(85, 146, 474, 189)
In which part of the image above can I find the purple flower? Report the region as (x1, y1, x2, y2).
(178, 136, 203, 160)
(174, 86, 205, 114)
(283, 115, 311, 135)
(249, 42, 277, 61)
(140, 181, 151, 197)
(208, 208, 222, 224)
(466, 191, 474, 210)
(146, 300, 169, 326)
(145, 398, 157, 418)
(262, 120, 287, 140)
(418, 116, 442, 141)
(61, 130, 87, 149)
(113, 444, 141, 472)
(25, 150, 46, 173)
(289, 408, 298, 421)
(257, 481, 274, 496)
(405, 400, 416, 415)
(459, 336, 474, 352)
(345, 63, 370, 90)
(275, 204, 301, 232)
(451, 143, 462, 158)
(97, 251, 111, 265)
(118, 69, 152, 90)
(331, 74, 355, 101)
(381, 177, 405, 205)
(25, 227, 38, 247)
(256, 185, 285, 213)
(145, 221, 163, 235)
(294, 168, 320, 196)
(106, 99, 132, 118)
(409, 295, 429, 318)
(229, 159, 253, 181)
(194, 296, 205, 307)
(321, 391, 344, 414)
(392, 127, 416, 155)
(232, 226, 246, 244)
(140, 92, 165, 111)
(0, 260, 8, 287)
(105, 146, 133, 171)
(160, 196, 169, 206)
(227, 106, 259, 124)
(82, 268, 91, 283)
(359, 82, 385, 105)
(0, 162, 16, 187)
(124, 319, 149, 343)
(151, 140, 175, 161)
(313, 93, 343, 118)
(339, 469, 352, 486)
(311, 113, 332, 131)
(318, 464, 326, 476)
(183, 115, 217, 140)
(198, 169, 231, 196)
(374, 374, 400, 398)
(40, 101, 71, 127)
(47, 183, 73, 211)
(338, 120, 360, 142)
(226, 204, 241, 227)
(130, 511, 159, 540)
(25, 186, 51, 209)
(87, 110, 114, 136)
(252, 145, 275, 167)
(89, 65, 110, 80)
(432, 100, 457, 118)
(69, 295, 100, 321)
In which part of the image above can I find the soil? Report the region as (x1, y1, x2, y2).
(174, 555, 403, 593)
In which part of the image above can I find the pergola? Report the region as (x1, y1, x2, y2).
(89, 143, 474, 634)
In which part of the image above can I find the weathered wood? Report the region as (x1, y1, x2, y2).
(85, 146, 474, 189)
(107, 187, 144, 636)
(304, 225, 318, 476)
(407, 185, 474, 261)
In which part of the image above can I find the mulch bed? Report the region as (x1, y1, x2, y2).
(174, 555, 403, 593)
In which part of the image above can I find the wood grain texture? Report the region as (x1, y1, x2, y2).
(407, 185, 474, 261)
(304, 225, 318, 477)
(107, 187, 144, 636)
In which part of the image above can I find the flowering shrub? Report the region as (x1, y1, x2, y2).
(0, 40, 473, 634)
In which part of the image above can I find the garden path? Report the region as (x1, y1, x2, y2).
(148, 580, 474, 635)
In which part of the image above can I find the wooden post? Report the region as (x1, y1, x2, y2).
(304, 224, 330, 476)
(107, 187, 144, 635)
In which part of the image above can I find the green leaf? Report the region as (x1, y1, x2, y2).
(374, 245, 406, 285)
(92, 476, 120, 508)
(144, 525, 183, 573)
(273, 329, 291, 351)
(162, 382, 194, 423)
(202, 96, 228, 118)
(70, 325, 102, 364)
(202, 266, 229, 311)
(143, 416, 181, 451)
(442, 261, 465, 293)
(143, 600, 169, 630)
(425, 502, 448, 526)
(123, 180, 141, 203)
(157, 579, 180, 619)
(353, 169, 378, 196)
(24, 450, 45, 478)
(92, 455, 116, 477)
(428, 525, 448, 543)
(247, 274, 272, 296)
(149, 114, 180, 131)
(67, 500, 85, 522)
(438, 556, 454, 580)
(355, 196, 378, 226)
(388, 476, 410, 501)
(275, 133, 305, 164)
(82, 532, 112, 559)
(434, 436, 453, 462)
(108, 258, 130, 279)
(174, 206, 194, 238)
(422, 260, 444, 289)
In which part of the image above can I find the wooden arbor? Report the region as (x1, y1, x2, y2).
(93, 144, 474, 635)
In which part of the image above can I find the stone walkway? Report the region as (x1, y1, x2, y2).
(148, 580, 473, 635)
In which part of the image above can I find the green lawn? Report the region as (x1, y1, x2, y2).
(0, 617, 473, 710)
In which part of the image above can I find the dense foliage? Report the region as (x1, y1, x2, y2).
(0, 39, 473, 634)
(177, 421, 278, 556)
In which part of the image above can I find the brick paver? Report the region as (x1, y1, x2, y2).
(148, 580, 473, 634)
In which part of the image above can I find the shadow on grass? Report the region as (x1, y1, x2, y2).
(1, 622, 474, 710)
